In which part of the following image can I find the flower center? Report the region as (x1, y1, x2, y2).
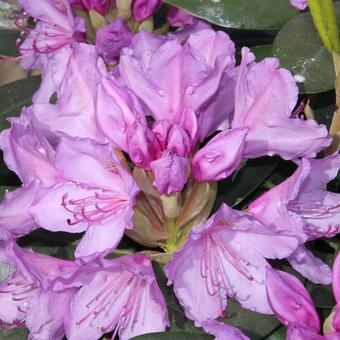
(62, 190, 129, 225)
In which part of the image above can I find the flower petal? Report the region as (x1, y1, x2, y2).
(287, 246, 332, 284)
(202, 319, 250, 340)
(75, 218, 126, 262)
(192, 128, 247, 181)
(266, 267, 320, 332)
(150, 151, 189, 194)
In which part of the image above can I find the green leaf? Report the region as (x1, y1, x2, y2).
(250, 44, 273, 61)
(264, 326, 286, 340)
(0, 76, 40, 130)
(214, 156, 279, 209)
(222, 300, 281, 339)
(164, 0, 297, 30)
(0, 327, 27, 340)
(0, 29, 19, 57)
(272, 3, 340, 94)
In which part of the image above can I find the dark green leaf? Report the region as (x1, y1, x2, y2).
(164, 0, 297, 30)
(250, 44, 273, 61)
(0, 327, 27, 339)
(0, 29, 19, 57)
(222, 300, 281, 339)
(0, 76, 40, 130)
(272, 4, 340, 94)
(214, 156, 279, 210)
(264, 326, 286, 340)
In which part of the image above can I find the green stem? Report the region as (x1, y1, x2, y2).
(164, 218, 178, 252)
(308, 0, 340, 53)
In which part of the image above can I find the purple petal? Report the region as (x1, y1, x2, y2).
(202, 320, 250, 340)
(266, 267, 320, 332)
(244, 115, 331, 160)
(127, 122, 160, 169)
(96, 76, 146, 151)
(25, 290, 73, 340)
(65, 255, 169, 340)
(75, 218, 126, 262)
(0, 108, 59, 186)
(248, 159, 310, 242)
(32, 43, 106, 142)
(0, 182, 39, 238)
(132, 0, 162, 22)
(192, 128, 247, 182)
(164, 240, 227, 323)
(301, 153, 340, 192)
(54, 137, 136, 194)
(286, 325, 324, 340)
(150, 151, 189, 194)
(287, 246, 332, 284)
(167, 6, 195, 27)
(31, 182, 92, 233)
(96, 18, 133, 64)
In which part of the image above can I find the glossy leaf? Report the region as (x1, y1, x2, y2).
(273, 4, 340, 94)
(164, 0, 297, 30)
(214, 156, 279, 210)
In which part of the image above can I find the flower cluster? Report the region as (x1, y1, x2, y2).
(0, 0, 339, 339)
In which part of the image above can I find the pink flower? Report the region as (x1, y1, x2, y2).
(0, 108, 60, 237)
(249, 155, 340, 284)
(30, 136, 139, 262)
(0, 235, 79, 339)
(164, 204, 298, 323)
(18, 0, 85, 69)
(0, 235, 169, 339)
(56, 254, 169, 340)
(232, 48, 330, 160)
(98, 28, 236, 193)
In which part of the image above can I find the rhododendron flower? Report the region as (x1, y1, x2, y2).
(232, 48, 330, 160)
(0, 109, 60, 237)
(0, 235, 79, 339)
(164, 204, 299, 323)
(249, 155, 340, 284)
(98, 28, 236, 193)
(191, 47, 330, 183)
(95, 17, 133, 64)
(266, 267, 340, 339)
(18, 0, 85, 69)
(30, 137, 139, 262)
(0, 235, 169, 340)
(290, 0, 308, 10)
(58, 254, 169, 340)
